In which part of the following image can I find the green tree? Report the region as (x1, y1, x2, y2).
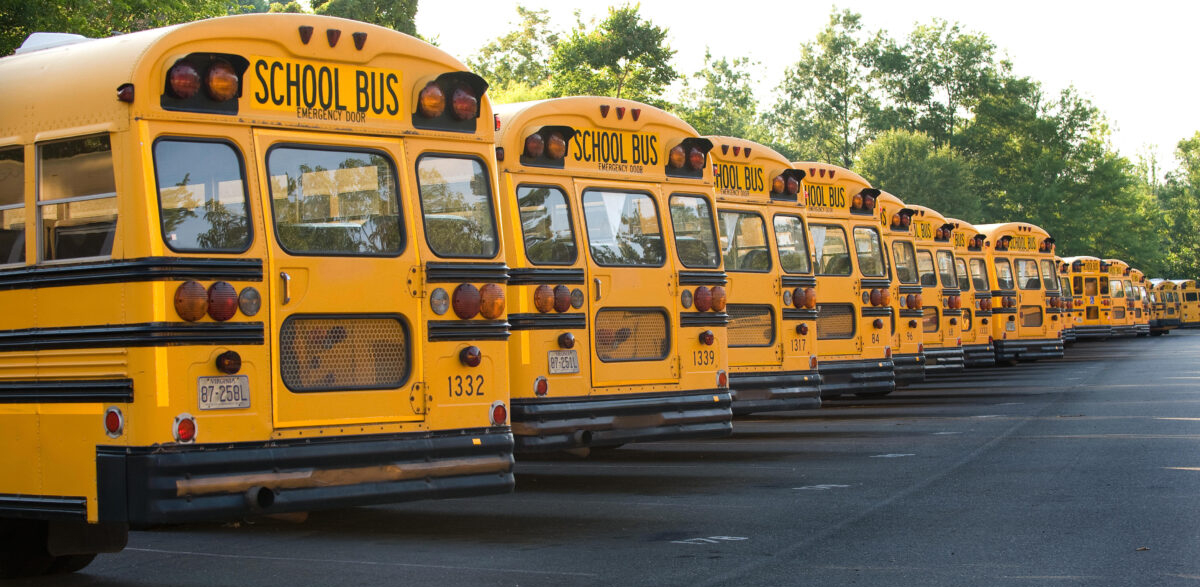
(767, 9, 879, 168)
(1, 0, 235, 56)
(311, 0, 417, 36)
(547, 4, 676, 105)
(467, 6, 558, 98)
(675, 50, 768, 143)
(1157, 132, 1200, 277)
(855, 129, 978, 220)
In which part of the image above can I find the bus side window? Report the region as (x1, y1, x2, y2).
(0, 146, 24, 265)
(38, 135, 118, 261)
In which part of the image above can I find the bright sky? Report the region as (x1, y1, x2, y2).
(418, 0, 1200, 176)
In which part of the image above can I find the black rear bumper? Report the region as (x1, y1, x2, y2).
(97, 429, 514, 528)
(994, 337, 1064, 361)
(924, 346, 965, 374)
(1061, 327, 1076, 344)
(729, 369, 822, 414)
(963, 343, 996, 367)
(1111, 324, 1138, 337)
(893, 353, 925, 386)
(511, 389, 733, 452)
(1074, 325, 1113, 340)
(818, 358, 895, 398)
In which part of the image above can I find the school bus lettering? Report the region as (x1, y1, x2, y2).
(250, 56, 401, 122)
(953, 232, 967, 248)
(1009, 235, 1037, 251)
(570, 129, 659, 173)
(806, 185, 846, 209)
(913, 220, 934, 240)
(714, 162, 765, 195)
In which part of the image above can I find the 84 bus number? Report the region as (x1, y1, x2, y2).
(448, 375, 485, 397)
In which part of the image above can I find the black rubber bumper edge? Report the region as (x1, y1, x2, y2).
(963, 343, 996, 367)
(510, 390, 733, 452)
(892, 353, 925, 386)
(818, 358, 895, 398)
(1073, 325, 1113, 340)
(924, 346, 966, 374)
(728, 369, 822, 414)
(97, 429, 514, 528)
(994, 338, 1064, 361)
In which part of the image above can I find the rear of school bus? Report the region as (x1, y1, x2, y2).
(1176, 279, 1200, 327)
(908, 205, 965, 374)
(1149, 279, 1181, 334)
(1057, 257, 1078, 344)
(948, 219, 996, 366)
(795, 163, 894, 398)
(706, 137, 820, 414)
(1063, 256, 1113, 340)
(1129, 269, 1151, 336)
(875, 193, 925, 385)
(0, 15, 513, 574)
(979, 223, 1064, 362)
(1103, 259, 1137, 337)
(494, 97, 732, 452)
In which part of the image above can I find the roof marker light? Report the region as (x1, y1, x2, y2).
(117, 84, 134, 103)
(599, 104, 610, 117)
(326, 29, 341, 47)
(631, 108, 641, 121)
(616, 106, 626, 119)
(353, 31, 367, 50)
(745, 148, 752, 157)
(732, 146, 741, 156)
(298, 26, 313, 44)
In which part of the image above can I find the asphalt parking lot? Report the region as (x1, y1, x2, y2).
(26, 331, 1200, 587)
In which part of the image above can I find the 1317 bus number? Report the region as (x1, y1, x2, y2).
(448, 375, 485, 397)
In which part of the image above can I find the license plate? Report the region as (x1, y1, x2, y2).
(198, 375, 250, 410)
(1006, 322, 1016, 331)
(547, 350, 579, 374)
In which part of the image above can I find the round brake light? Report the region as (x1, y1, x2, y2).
(694, 286, 712, 312)
(460, 345, 481, 367)
(533, 284, 555, 313)
(699, 329, 715, 345)
(546, 132, 567, 160)
(207, 281, 238, 321)
(553, 285, 572, 313)
(524, 134, 545, 158)
(687, 148, 705, 170)
(450, 87, 477, 120)
(175, 280, 208, 322)
(479, 283, 505, 319)
(710, 286, 727, 312)
(534, 376, 549, 396)
(489, 401, 507, 425)
(168, 61, 201, 99)
(205, 60, 239, 102)
(418, 82, 445, 118)
(772, 175, 785, 194)
(452, 284, 481, 319)
(104, 407, 123, 438)
(174, 413, 197, 443)
(668, 145, 686, 168)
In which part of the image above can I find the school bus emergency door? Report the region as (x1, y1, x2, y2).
(979, 223, 1064, 362)
(795, 162, 894, 397)
(1129, 269, 1151, 336)
(1103, 259, 1137, 337)
(1149, 279, 1181, 334)
(0, 14, 514, 574)
(1056, 258, 1078, 344)
(876, 192, 925, 384)
(1063, 256, 1113, 340)
(707, 136, 820, 413)
(1175, 279, 1200, 327)
(495, 97, 732, 452)
(948, 219, 996, 366)
(908, 205, 964, 374)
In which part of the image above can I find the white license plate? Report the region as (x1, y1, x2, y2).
(1006, 322, 1016, 331)
(198, 375, 250, 410)
(547, 350, 579, 374)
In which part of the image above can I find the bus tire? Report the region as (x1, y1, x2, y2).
(0, 519, 55, 578)
(46, 554, 98, 574)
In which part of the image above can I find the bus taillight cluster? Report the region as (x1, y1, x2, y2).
(889, 212, 913, 230)
(418, 82, 478, 121)
(534, 284, 583, 314)
(681, 286, 727, 312)
(900, 294, 924, 309)
(862, 288, 891, 307)
(431, 283, 505, 320)
(174, 280, 260, 322)
(787, 287, 817, 309)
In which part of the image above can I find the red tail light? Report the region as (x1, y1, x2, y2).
(694, 286, 713, 312)
(546, 132, 567, 160)
(207, 281, 238, 321)
(524, 133, 545, 158)
(489, 401, 507, 425)
(687, 148, 706, 170)
(168, 61, 201, 99)
(809, 356, 818, 369)
(797, 323, 809, 335)
(205, 60, 239, 102)
(479, 284, 505, 319)
(869, 288, 883, 307)
(215, 351, 242, 374)
(553, 285, 572, 313)
(668, 146, 686, 168)
(873, 318, 884, 329)
(716, 370, 728, 388)
(710, 286, 727, 312)
(884, 346, 892, 359)
(452, 284, 481, 319)
(450, 87, 477, 120)
(533, 284, 555, 313)
(175, 280, 208, 322)
(534, 376, 548, 397)
(174, 413, 196, 443)
(699, 329, 715, 345)
(104, 407, 123, 438)
(460, 345, 482, 367)
(558, 332, 575, 349)
(418, 82, 446, 118)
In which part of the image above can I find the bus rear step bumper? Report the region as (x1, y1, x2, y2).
(1111, 325, 1138, 337)
(1073, 325, 1113, 340)
(97, 429, 514, 528)
(994, 338, 1064, 361)
(728, 370, 822, 414)
(963, 343, 996, 367)
(924, 347, 965, 374)
(818, 359, 895, 398)
(1061, 328, 1077, 344)
(511, 390, 733, 452)
(893, 353, 925, 386)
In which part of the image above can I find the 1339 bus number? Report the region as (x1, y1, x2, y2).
(693, 349, 715, 366)
(448, 375, 485, 397)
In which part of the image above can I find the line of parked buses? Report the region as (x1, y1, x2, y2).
(3, 14, 1200, 575)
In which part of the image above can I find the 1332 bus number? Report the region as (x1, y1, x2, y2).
(693, 349, 716, 366)
(448, 375, 485, 397)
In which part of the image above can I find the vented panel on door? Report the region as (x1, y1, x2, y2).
(280, 316, 409, 392)
(594, 308, 669, 362)
(1020, 306, 1043, 327)
(816, 304, 855, 339)
(727, 304, 774, 347)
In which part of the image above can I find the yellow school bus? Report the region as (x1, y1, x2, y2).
(0, 15, 516, 574)
(705, 136, 820, 413)
(978, 223, 1064, 362)
(1041, 249, 1067, 343)
(794, 162, 894, 397)
(494, 97, 732, 452)
(875, 192, 925, 385)
(1103, 259, 1137, 337)
(947, 218, 996, 367)
(1149, 278, 1182, 334)
(906, 205, 965, 374)
(1056, 257, 1078, 344)
(1062, 256, 1113, 340)
(1129, 268, 1151, 336)
(1176, 279, 1200, 327)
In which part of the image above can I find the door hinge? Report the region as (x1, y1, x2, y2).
(408, 265, 422, 297)
(410, 382, 427, 414)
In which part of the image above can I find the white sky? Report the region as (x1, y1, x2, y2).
(418, 0, 1200, 176)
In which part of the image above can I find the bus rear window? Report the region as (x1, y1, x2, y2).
(269, 146, 402, 256)
(1110, 279, 1125, 298)
(155, 140, 250, 252)
(936, 250, 957, 288)
(517, 185, 576, 265)
(969, 258, 989, 291)
(892, 241, 917, 284)
(1015, 259, 1040, 290)
(582, 190, 664, 266)
(718, 211, 769, 272)
(417, 156, 497, 258)
(669, 195, 719, 268)
(1084, 277, 1097, 296)
(773, 215, 811, 274)
(853, 227, 885, 277)
(954, 258, 969, 290)
(0, 146, 23, 265)
(811, 224, 850, 276)
(994, 259, 1014, 290)
(39, 135, 117, 261)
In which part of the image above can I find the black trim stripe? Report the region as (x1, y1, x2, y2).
(991, 308, 1017, 315)
(899, 309, 924, 318)
(898, 285, 923, 295)
(976, 310, 993, 317)
(781, 275, 817, 288)
(992, 290, 1016, 297)
(942, 288, 962, 295)
(0, 494, 87, 521)
(678, 271, 728, 286)
(427, 320, 510, 341)
(944, 308, 963, 316)
(861, 278, 891, 289)
(425, 262, 509, 283)
(509, 313, 586, 331)
(0, 379, 132, 403)
(508, 268, 585, 285)
(0, 257, 263, 291)
(861, 307, 893, 317)
(782, 308, 818, 321)
(680, 312, 729, 328)
(0, 322, 263, 352)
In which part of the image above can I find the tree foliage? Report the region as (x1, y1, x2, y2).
(675, 50, 768, 143)
(855, 129, 978, 221)
(547, 4, 676, 105)
(467, 7, 558, 95)
(311, 0, 417, 36)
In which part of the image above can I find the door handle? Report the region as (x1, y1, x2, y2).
(594, 277, 602, 301)
(280, 271, 291, 305)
